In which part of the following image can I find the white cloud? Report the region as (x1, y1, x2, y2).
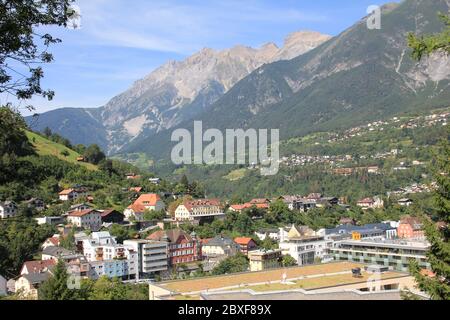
(74, 0, 328, 54)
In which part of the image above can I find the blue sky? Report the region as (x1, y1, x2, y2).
(3, 0, 398, 115)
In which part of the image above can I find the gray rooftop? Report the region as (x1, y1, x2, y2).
(42, 246, 73, 257)
(326, 223, 396, 235)
(204, 236, 237, 248)
(23, 272, 50, 285)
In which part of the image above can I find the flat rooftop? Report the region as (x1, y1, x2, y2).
(201, 290, 404, 301)
(157, 262, 370, 294)
(338, 238, 429, 250)
(230, 271, 405, 292)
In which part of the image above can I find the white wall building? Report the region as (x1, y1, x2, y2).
(79, 232, 138, 280)
(255, 228, 280, 241)
(123, 239, 168, 279)
(279, 225, 333, 265)
(67, 209, 102, 231)
(0, 201, 18, 219)
(59, 189, 85, 201)
(174, 199, 224, 222)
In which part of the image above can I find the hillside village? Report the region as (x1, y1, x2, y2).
(0, 0, 449, 304)
(0, 106, 448, 300)
(0, 103, 448, 301)
(0, 179, 438, 299)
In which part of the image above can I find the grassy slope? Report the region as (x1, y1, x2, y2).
(25, 130, 98, 171)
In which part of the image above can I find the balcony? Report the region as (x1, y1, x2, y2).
(144, 257, 168, 264)
(144, 263, 168, 270)
(144, 248, 167, 254)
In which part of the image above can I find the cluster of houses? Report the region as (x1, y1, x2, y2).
(255, 215, 431, 273)
(123, 194, 225, 224)
(279, 154, 355, 168)
(327, 110, 449, 145)
(230, 194, 340, 214)
(2, 207, 434, 300)
(332, 166, 380, 176)
(387, 182, 437, 197)
(5, 226, 275, 299)
(0, 171, 441, 300)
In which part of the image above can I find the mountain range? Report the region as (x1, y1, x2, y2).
(27, 31, 331, 154)
(27, 0, 450, 162)
(122, 0, 450, 160)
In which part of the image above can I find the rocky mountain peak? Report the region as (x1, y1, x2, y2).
(277, 30, 333, 60)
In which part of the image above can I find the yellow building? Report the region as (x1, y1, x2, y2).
(352, 231, 362, 240)
(248, 250, 282, 272)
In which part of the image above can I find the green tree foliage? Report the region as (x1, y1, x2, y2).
(109, 224, 131, 244)
(407, 16, 450, 300)
(88, 276, 127, 300)
(409, 128, 450, 300)
(408, 14, 450, 61)
(0, 107, 34, 157)
(265, 200, 291, 224)
(260, 237, 278, 251)
(59, 229, 76, 251)
(0, 0, 74, 104)
(38, 259, 79, 300)
(282, 255, 297, 268)
(212, 253, 249, 275)
(83, 144, 106, 165)
(0, 219, 54, 277)
(143, 209, 166, 222)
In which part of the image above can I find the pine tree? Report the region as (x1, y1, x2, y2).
(38, 259, 79, 300)
(407, 15, 450, 299)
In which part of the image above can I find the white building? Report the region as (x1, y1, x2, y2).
(201, 236, 240, 258)
(59, 188, 83, 201)
(174, 199, 224, 222)
(279, 225, 333, 265)
(357, 196, 384, 210)
(81, 232, 137, 267)
(0, 201, 18, 219)
(82, 232, 138, 280)
(35, 216, 65, 226)
(67, 209, 102, 231)
(82, 233, 139, 280)
(255, 228, 280, 241)
(123, 239, 168, 279)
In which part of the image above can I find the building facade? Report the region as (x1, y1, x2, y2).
(77, 232, 138, 280)
(248, 250, 282, 272)
(0, 201, 18, 219)
(234, 237, 258, 256)
(147, 229, 201, 266)
(201, 236, 240, 258)
(279, 225, 333, 265)
(67, 209, 102, 231)
(124, 193, 166, 222)
(123, 239, 168, 279)
(174, 199, 224, 222)
(331, 238, 430, 272)
(397, 217, 425, 239)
